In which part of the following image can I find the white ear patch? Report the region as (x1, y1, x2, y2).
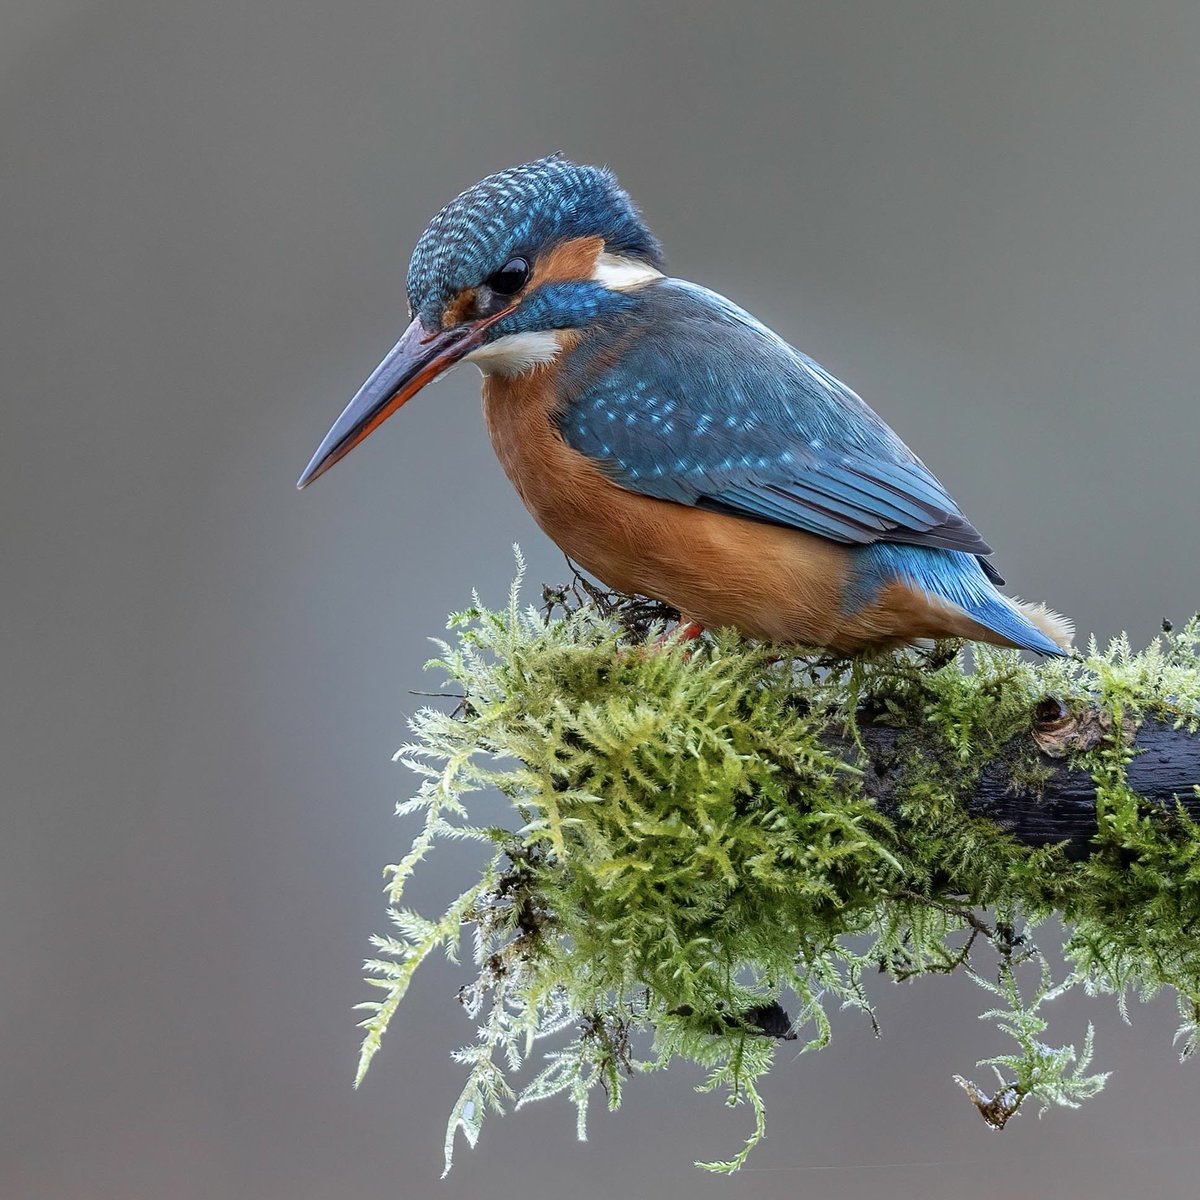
(464, 330, 565, 377)
(591, 252, 664, 291)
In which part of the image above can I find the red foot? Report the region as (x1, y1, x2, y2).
(651, 621, 704, 653)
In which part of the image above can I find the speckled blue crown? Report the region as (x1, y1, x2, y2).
(406, 154, 664, 327)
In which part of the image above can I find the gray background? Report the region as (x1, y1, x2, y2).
(4, 2, 1199, 1197)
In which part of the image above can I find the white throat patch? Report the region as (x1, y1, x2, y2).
(464, 330, 565, 378)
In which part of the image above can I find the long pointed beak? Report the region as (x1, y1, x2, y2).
(296, 315, 481, 489)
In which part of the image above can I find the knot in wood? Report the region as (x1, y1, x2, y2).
(1032, 699, 1137, 758)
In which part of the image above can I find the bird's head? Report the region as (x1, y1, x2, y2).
(297, 154, 663, 488)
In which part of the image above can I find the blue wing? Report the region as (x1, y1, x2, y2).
(558, 279, 998, 566)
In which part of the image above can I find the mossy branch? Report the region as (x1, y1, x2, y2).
(355, 553, 1200, 1174)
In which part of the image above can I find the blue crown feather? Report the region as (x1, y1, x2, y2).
(406, 154, 663, 327)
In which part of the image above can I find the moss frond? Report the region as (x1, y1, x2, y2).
(357, 561, 1200, 1172)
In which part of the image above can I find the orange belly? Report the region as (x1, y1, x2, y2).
(481, 369, 999, 652)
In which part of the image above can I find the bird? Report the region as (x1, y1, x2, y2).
(298, 154, 1072, 657)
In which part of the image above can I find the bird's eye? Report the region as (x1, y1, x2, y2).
(485, 257, 530, 295)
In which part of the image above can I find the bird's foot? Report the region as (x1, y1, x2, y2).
(617, 620, 703, 664)
(650, 620, 704, 655)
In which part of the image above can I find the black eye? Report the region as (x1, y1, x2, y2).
(485, 257, 530, 295)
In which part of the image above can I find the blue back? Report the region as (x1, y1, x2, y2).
(557, 279, 990, 556)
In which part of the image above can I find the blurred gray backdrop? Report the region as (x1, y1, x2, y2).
(4, 3, 1199, 1198)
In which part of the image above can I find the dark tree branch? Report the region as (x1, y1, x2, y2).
(842, 707, 1200, 859)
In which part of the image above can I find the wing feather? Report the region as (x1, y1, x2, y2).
(559, 280, 995, 560)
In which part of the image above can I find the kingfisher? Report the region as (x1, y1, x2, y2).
(298, 155, 1072, 656)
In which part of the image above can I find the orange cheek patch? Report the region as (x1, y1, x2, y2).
(530, 235, 605, 287)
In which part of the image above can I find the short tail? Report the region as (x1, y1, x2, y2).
(854, 544, 1074, 657)
(955, 587, 1072, 656)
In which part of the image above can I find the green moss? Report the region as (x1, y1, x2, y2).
(356, 559, 1200, 1173)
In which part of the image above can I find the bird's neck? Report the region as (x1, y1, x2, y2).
(480, 358, 570, 506)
